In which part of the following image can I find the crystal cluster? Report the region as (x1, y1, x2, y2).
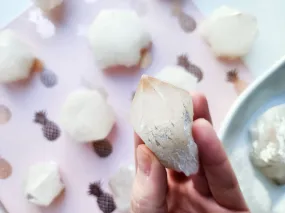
(88, 9, 151, 70)
(0, 30, 35, 83)
(199, 6, 258, 59)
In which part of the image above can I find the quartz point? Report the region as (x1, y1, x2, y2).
(130, 75, 199, 176)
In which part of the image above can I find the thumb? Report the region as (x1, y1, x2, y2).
(131, 145, 168, 213)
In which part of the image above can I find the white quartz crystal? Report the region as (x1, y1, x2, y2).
(0, 30, 35, 83)
(88, 9, 151, 69)
(155, 65, 197, 92)
(32, 0, 63, 12)
(109, 165, 135, 212)
(130, 75, 199, 176)
(24, 162, 64, 207)
(249, 104, 285, 185)
(199, 6, 258, 59)
(61, 88, 115, 143)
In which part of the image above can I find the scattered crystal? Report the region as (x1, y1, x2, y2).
(24, 162, 64, 206)
(61, 89, 115, 143)
(199, 6, 258, 59)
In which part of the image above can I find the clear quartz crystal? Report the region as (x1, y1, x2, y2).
(130, 75, 199, 176)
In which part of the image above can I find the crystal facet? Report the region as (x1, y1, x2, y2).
(130, 75, 199, 176)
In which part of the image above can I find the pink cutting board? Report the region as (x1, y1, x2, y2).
(0, 0, 252, 212)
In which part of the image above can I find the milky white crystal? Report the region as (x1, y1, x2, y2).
(155, 65, 197, 92)
(109, 165, 135, 212)
(249, 104, 285, 185)
(0, 30, 35, 83)
(61, 88, 115, 143)
(32, 0, 63, 11)
(88, 9, 151, 69)
(130, 75, 199, 176)
(199, 6, 258, 59)
(24, 162, 64, 207)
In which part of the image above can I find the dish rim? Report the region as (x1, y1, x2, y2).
(219, 55, 285, 140)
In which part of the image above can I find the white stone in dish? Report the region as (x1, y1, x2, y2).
(0, 30, 35, 83)
(155, 65, 197, 92)
(24, 161, 64, 207)
(61, 88, 115, 143)
(130, 75, 199, 176)
(249, 104, 285, 185)
(32, 0, 63, 12)
(199, 6, 258, 59)
(88, 9, 151, 69)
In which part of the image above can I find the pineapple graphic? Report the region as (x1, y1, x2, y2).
(226, 69, 248, 95)
(177, 54, 203, 82)
(34, 111, 61, 141)
(88, 181, 116, 213)
(92, 139, 113, 158)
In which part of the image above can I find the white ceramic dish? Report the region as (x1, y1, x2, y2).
(219, 56, 285, 213)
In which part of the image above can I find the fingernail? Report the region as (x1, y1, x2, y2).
(137, 146, 151, 176)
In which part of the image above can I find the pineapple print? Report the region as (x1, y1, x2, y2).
(88, 182, 116, 213)
(177, 54, 203, 82)
(226, 69, 248, 95)
(40, 69, 58, 88)
(34, 111, 61, 141)
(178, 12, 197, 33)
(92, 139, 113, 158)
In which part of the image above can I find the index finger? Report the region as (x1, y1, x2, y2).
(192, 119, 248, 211)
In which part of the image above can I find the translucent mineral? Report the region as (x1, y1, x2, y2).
(32, 0, 63, 12)
(24, 162, 64, 206)
(109, 165, 135, 212)
(199, 6, 258, 59)
(88, 9, 151, 69)
(60, 88, 115, 143)
(0, 30, 35, 83)
(155, 65, 197, 92)
(249, 104, 285, 185)
(130, 75, 199, 176)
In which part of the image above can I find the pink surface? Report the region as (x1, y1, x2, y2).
(0, 0, 252, 212)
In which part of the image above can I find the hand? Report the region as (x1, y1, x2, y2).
(131, 93, 249, 213)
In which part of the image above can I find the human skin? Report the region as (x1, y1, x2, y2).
(131, 93, 250, 213)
